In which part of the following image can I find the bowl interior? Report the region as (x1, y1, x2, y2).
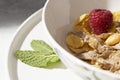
(44, 0, 120, 53)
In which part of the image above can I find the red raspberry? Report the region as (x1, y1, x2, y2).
(89, 9, 113, 35)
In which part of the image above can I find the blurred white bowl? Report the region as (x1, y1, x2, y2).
(42, 0, 120, 80)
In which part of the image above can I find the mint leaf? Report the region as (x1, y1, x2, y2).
(31, 40, 54, 54)
(16, 40, 60, 68)
(16, 50, 60, 67)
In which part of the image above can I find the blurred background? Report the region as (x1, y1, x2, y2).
(0, 0, 46, 26)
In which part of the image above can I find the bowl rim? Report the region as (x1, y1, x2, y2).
(42, 0, 120, 79)
(7, 9, 42, 80)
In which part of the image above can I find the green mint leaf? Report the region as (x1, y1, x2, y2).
(16, 50, 60, 68)
(31, 40, 54, 54)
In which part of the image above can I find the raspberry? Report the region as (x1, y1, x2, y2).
(89, 9, 113, 35)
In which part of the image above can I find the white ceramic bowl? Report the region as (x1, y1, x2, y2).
(42, 0, 120, 80)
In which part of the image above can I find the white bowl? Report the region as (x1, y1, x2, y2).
(42, 0, 120, 80)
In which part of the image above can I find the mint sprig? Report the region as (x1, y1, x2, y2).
(16, 40, 60, 68)
(31, 40, 54, 54)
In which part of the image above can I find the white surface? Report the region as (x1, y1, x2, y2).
(0, 26, 18, 80)
(0, 9, 83, 80)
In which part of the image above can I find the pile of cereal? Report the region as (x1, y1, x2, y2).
(66, 9, 120, 73)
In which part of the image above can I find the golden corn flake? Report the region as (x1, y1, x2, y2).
(108, 22, 116, 33)
(98, 33, 112, 40)
(108, 11, 120, 32)
(73, 13, 92, 34)
(66, 34, 84, 48)
(74, 13, 89, 25)
(113, 11, 120, 22)
(105, 33, 120, 46)
(69, 47, 85, 54)
(69, 43, 93, 54)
